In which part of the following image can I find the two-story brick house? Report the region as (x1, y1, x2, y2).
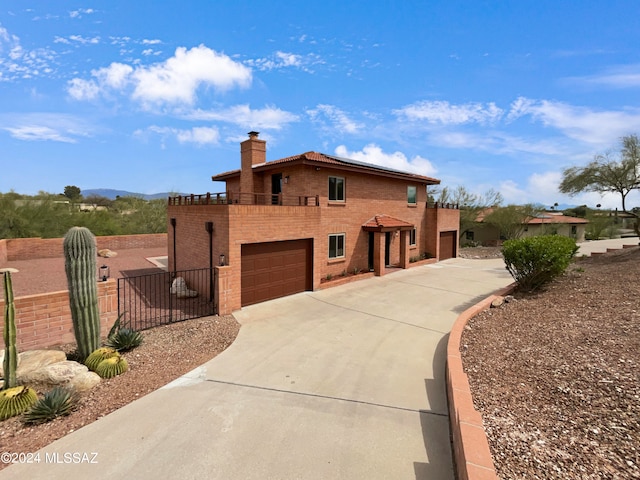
(167, 132, 459, 314)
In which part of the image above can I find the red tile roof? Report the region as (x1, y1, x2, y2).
(212, 151, 440, 184)
(362, 214, 415, 231)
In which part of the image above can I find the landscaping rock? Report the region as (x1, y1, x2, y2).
(68, 371, 101, 392)
(19, 360, 87, 385)
(15, 350, 66, 377)
(171, 277, 198, 298)
(491, 297, 505, 308)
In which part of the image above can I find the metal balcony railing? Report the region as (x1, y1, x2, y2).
(168, 192, 320, 207)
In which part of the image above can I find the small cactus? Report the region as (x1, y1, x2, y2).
(23, 387, 79, 425)
(94, 355, 128, 379)
(63, 227, 101, 362)
(85, 347, 117, 372)
(0, 386, 38, 421)
(2, 268, 19, 390)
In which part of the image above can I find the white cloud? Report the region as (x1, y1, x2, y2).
(334, 144, 437, 177)
(187, 105, 299, 130)
(137, 125, 220, 146)
(0, 27, 56, 81)
(68, 35, 100, 45)
(67, 45, 252, 107)
(142, 39, 162, 45)
(394, 100, 504, 125)
(307, 104, 363, 134)
(67, 78, 100, 100)
(507, 96, 640, 145)
(0, 114, 92, 143)
(564, 64, 640, 89)
(69, 8, 95, 18)
(246, 51, 321, 72)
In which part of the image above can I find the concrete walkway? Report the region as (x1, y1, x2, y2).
(1, 258, 512, 480)
(576, 236, 638, 256)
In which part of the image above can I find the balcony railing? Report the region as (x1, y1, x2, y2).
(168, 192, 320, 207)
(427, 202, 460, 209)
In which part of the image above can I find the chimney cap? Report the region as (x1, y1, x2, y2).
(248, 131, 260, 138)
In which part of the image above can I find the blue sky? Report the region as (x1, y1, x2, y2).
(1, 1, 640, 209)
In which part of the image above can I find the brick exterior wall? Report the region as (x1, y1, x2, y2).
(169, 162, 460, 313)
(0, 234, 167, 261)
(0, 279, 118, 351)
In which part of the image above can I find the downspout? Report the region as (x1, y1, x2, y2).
(205, 221, 214, 303)
(170, 218, 177, 275)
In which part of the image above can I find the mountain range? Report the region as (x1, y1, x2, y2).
(82, 189, 184, 200)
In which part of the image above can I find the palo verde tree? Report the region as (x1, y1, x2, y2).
(559, 134, 640, 235)
(483, 204, 542, 240)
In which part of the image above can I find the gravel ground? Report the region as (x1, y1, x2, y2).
(0, 315, 240, 469)
(461, 247, 640, 479)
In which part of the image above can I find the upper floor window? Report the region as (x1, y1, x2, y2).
(329, 233, 345, 259)
(407, 186, 417, 204)
(329, 176, 345, 201)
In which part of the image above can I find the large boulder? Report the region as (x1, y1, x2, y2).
(171, 277, 198, 298)
(15, 350, 67, 377)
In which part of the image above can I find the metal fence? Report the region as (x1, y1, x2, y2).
(117, 267, 216, 331)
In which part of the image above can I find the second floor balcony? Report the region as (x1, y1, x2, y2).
(168, 192, 320, 207)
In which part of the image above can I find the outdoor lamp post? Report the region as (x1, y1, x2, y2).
(99, 265, 110, 282)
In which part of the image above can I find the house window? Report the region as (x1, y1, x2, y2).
(329, 176, 345, 201)
(407, 186, 417, 204)
(571, 225, 577, 235)
(328, 233, 345, 259)
(410, 228, 417, 246)
(465, 231, 475, 241)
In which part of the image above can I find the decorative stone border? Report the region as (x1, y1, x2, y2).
(446, 283, 516, 480)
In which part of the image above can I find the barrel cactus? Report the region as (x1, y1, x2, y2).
(85, 347, 117, 371)
(94, 354, 129, 379)
(63, 227, 101, 362)
(0, 386, 38, 421)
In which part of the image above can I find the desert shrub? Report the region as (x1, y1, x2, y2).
(502, 235, 578, 291)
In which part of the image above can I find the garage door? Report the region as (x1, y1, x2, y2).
(439, 231, 457, 260)
(241, 239, 312, 306)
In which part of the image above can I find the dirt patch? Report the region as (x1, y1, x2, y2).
(461, 247, 640, 479)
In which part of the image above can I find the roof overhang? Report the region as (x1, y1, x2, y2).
(362, 214, 415, 232)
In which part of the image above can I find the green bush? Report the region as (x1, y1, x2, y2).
(502, 235, 578, 291)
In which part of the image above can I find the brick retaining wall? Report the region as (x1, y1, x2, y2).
(0, 280, 119, 351)
(0, 234, 167, 261)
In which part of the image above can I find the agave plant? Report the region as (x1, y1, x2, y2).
(94, 355, 129, 379)
(106, 328, 143, 352)
(0, 386, 38, 421)
(84, 347, 118, 372)
(23, 387, 79, 425)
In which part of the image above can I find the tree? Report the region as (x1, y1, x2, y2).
(559, 134, 640, 234)
(483, 204, 541, 240)
(432, 186, 503, 240)
(63, 185, 82, 202)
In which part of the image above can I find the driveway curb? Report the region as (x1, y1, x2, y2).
(446, 283, 516, 480)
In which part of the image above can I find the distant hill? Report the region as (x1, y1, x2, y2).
(82, 189, 183, 200)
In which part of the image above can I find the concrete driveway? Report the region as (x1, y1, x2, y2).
(2, 258, 512, 480)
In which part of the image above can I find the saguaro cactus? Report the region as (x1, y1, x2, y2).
(63, 227, 101, 362)
(2, 268, 18, 389)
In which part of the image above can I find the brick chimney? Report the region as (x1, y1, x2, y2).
(240, 131, 266, 193)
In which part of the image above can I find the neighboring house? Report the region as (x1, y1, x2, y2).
(465, 210, 588, 245)
(167, 132, 459, 314)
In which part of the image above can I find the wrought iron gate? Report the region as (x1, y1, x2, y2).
(117, 267, 216, 331)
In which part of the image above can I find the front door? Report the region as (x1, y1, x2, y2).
(271, 173, 282, 205)
(385, 232, 391, 266)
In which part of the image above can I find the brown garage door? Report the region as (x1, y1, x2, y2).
(241, 239, 312, 306)
(439, 231, 457, 260)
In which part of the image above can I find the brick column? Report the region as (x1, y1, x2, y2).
(400, 230, 409, 269)
(215, 265, 234, 315)
(373, 232, 385, 277)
